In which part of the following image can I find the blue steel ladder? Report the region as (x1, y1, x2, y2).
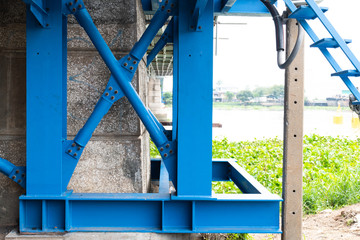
(284, 0, 360, 104)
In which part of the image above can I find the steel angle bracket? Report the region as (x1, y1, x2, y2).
(0, 158, 26, 188)
(59, 0, 178, 189)
(19, 159, 281, 233)
(22, 0, 49, 28)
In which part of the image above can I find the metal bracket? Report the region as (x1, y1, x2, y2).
(157, 141, 176, 159)
(22, 0, 50, 28)
(65, 0, 85, 15)
(0, 158, 26, 188)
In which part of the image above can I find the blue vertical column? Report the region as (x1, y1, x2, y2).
(26, 0, 67, 195)
(176, 0, 213, 196)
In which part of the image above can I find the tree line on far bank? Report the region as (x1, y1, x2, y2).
(224, 85, 284, 103)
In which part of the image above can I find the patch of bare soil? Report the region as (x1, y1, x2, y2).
(251, 203, 360, 240)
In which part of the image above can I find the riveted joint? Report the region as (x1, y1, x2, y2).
(65, 141, 84, 160)
(121, 54, 140, 73)
(65, 0, 85, 15)
(157, 141, 177, 160)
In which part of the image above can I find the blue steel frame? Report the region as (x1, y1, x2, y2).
(0, 0, 282, 234)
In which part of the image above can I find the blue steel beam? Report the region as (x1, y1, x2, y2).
(0, 158, 26, 188)
(19, 159, 281, 233)
(191, 0, 209, 31)
(26, 0, 68, 195)
(175, 0, 213, 197)
(147, 18, 174, 66)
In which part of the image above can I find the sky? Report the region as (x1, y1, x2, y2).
(212, 0, 360, 100)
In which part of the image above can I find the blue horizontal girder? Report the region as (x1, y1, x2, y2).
(19, 159, 281, 233)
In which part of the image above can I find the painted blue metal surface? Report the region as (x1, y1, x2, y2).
(19, 159, 281, 233)
(310, 38, 352, 49)
(176, 0, 213, 197)
(147, 18, 174, 66)
(26, 0, 68, 195)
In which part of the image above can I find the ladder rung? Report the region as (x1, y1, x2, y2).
(288, 6, 328, 20)
(331, 70, 360, 77)
(310, 38, 352, 49)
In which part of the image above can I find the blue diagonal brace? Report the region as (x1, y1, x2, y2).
(62, 0, 178, 188)
(22, 0, 49, 28)
(221, 0, 237, 13)
(147, 18, 174, 66)
(0, 158, 26, 188)
(191, 0, 209, 31)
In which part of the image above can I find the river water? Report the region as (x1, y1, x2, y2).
(166, 108, 360, 141)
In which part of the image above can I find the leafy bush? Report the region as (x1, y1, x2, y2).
(151, 134, 360, 215)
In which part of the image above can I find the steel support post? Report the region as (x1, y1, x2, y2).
(282, 18, 304, 240)
(175, 0, 213, 197)
(26, 0, 67, 195)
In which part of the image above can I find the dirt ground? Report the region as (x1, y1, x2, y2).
(252, 203, 360, 240)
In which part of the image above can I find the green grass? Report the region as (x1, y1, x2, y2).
(151, 134, 360, 215)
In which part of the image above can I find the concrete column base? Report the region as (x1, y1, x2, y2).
(6, 230, 202, 240)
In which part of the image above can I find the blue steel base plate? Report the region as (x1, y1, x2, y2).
(19, 159, 281, 234)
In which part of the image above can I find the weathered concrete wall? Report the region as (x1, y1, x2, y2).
(0, 0, 150, 228)
(0, 0, 26, 228)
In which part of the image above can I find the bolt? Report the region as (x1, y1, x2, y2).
(69, 2, 73, 6)
(164, 153, 168, 157)
(166, 144, 170, 148)
(17, 180, 21, 183)
(161, 6, 165, 10)
(74, 153, 77, 157)
(130, 67, 134, 70)
(72, 143, 76, 147)
(170, 150, 173, 154)
(75, 0, 78, 2)
(171, 3, 175, 7)
(72, 8, 76, 12)
(167, 9, 171, 13)
(190, 26, 194, 29)
(114, 90, 118, 94)
(78, 4, 82, 8)
(46, 24, 49, 27)
(109, 87, 113, 91)
(165, 0, 169, 3)
(68, 149, 72, 153)
(124, 63, 128, 67)
(77, 147, 81, 151)
(111, 96, 115, 100)
(133, 61, 137, 64)
(160, 147, 164, 152)
(105, 93, 109, 96)
(16, 170, 19, 174)
(198, 26, 202, 30)
(12, 176, 16, 179)
(22, 174, 25, 177)
(127, 57, 131, 61)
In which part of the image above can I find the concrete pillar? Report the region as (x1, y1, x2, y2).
(0, 0, 26, 228)
(0, 0, 150, 230)
(148, 77, 168, 121)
